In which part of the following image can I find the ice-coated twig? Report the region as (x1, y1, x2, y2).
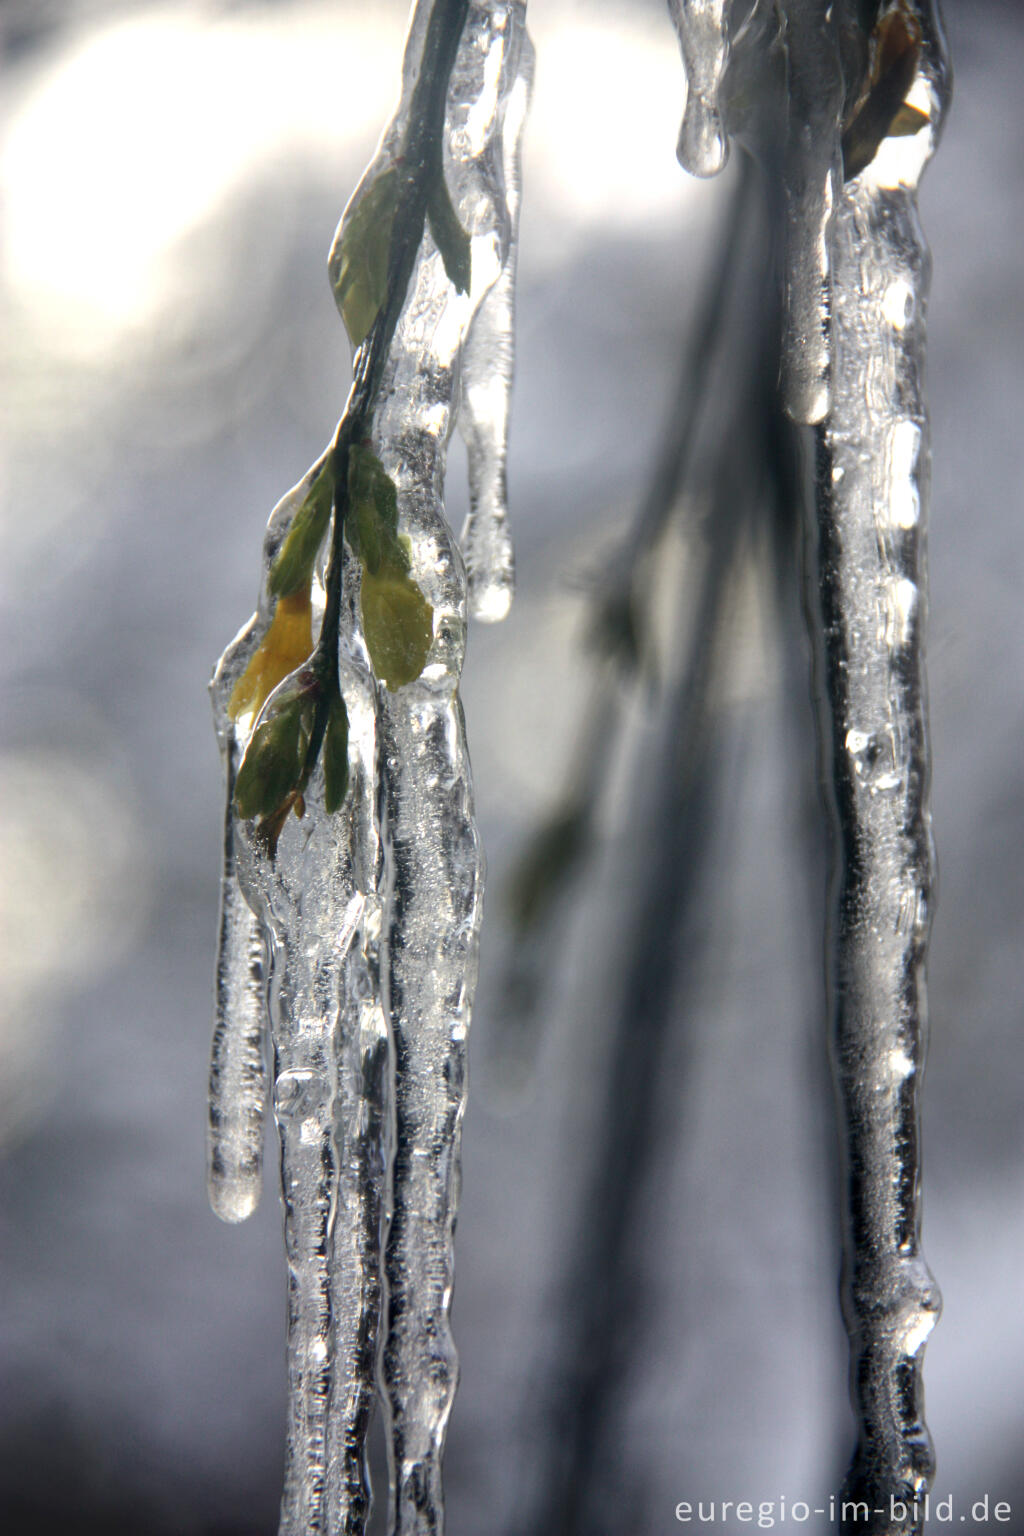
(510, 312, 781, 1536)
(668, 2, 950, 1526)
(368, 12, 531, 1528)
(214, 556, 389, 1536)
(809, 8, 950, 1528)
(209, 2, 530, 1532)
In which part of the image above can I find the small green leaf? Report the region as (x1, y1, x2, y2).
(427, 169, 471, 295)
(323, 695, 350, 814)
(329, 168, 401, 347)
(361, 567, 434, 690)
(234, 696, 307, 822)
(347, 444, 403, 575)
(268, 464, 334, 599)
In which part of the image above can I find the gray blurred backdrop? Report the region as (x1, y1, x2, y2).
(1, 2, 1022, 1532)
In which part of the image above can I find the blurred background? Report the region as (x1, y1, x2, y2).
(1, 1, 1022, 1531)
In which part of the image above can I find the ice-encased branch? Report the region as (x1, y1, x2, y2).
(213, 563, 389, 1536)
(367, 12, 531, 1530)
(807, 6, 950, 1529)
(669, 2, 950, 1526)
(209, 3, 531, 1533)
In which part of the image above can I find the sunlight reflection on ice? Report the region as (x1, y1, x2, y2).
(2, 1, 702, 356)
(2, 4, 405, 349)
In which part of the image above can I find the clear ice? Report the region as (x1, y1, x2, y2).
(668, 0, 732, 178)
(815, 10, 951, 1524)
(208, 3, 531, 1533)
(672, 2, 950, 1529)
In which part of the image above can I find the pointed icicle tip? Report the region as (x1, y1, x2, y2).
(677, 97, 730, 178)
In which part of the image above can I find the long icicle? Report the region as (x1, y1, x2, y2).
(808, 5, 951, 1527)
(369, 10, 532, 1530)
(208, 740, 268, 1224)
(667, 0, 950, 1524)
(458, 28, 534, 623)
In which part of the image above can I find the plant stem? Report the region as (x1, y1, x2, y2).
(305, 0, 470, 780)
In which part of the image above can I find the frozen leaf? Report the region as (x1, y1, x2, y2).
(347, 444, 433, 688)
(268, 463, 334, 599)
(329, 168, 401, 349)
(360, 565, 434, 690)
(233, 685, 311, 823)
(227, 589, 314, 723)
(842, 9, 923, 180)
(507, 804, 587, 931)
(347, 443, 401, 575)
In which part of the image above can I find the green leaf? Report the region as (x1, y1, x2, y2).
(323, 695, 350, 814)
(361, 567, 434, 690)
(329, 168, 401, 348)
(268, 463, 334, 599)
(347, 444, 404, 576)
(233, 695, 307, 822)
(427, 169, 471, 295)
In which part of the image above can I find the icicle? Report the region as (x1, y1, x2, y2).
(667, 0, 838, 417)
(367, 6, 530, 1526)
(457, 28, 533, 621)
(668, 0, 732, 177)
(778, 2, 845, 424)
(212, 536, 388, 1536)
(211, 462, 390, 1536)
(208, 459, 334, 1235)
(210, 2, 529, 1532)
(207, 744, 268, 1224)
(666, 0, 950, 1521)
(808, 4, 950, 1528)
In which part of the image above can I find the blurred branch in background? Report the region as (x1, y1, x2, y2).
(498, 151, 815, 1536)
(495, 159, 757, 1088)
